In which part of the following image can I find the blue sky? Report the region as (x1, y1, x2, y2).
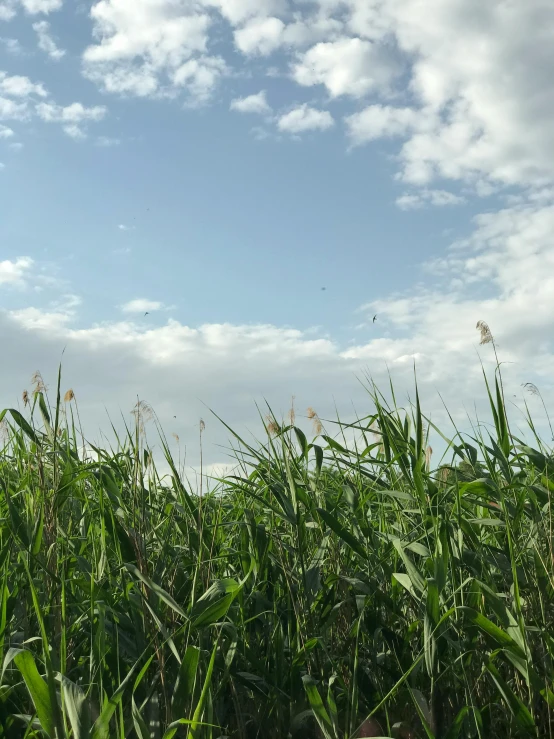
(1, 0, 554, 471)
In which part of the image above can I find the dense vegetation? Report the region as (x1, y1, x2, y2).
(0, 368, 553, 738)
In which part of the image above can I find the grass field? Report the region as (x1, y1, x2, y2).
(0, 365, 553, 738)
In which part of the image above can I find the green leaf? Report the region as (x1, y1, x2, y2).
(187, 642, 217, 739)
(192, 593, 233, 628)
(172, 646, 200, 719)
(302, 675, 334, 739)
(392, 572, 417, 598)
(8, 409, 38, 443)
(132, 696, 151, 739)
(316, 508, 366, 559)
(13, 650, 55, 739)
(90, 656, 143, 739)
(31, 502, 44, 556)
(125, 563, 187, 619)
(321, 436, 349, 454)
(486, 660, 535, 731)
(61, 676, 91, 739)
(392, 539, 426, 594)
(294, 427, 308, 457)
(460, 608, 525, 657)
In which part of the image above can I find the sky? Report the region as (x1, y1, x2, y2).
(1, 0, 554, 473)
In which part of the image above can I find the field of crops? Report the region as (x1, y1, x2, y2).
(0, 368, 553, 738)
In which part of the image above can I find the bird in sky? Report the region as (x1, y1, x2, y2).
(373, 315, 377, 323)
(144, 312, 149, 316)
(321, 287, 326, 291)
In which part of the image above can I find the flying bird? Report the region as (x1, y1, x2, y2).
(144, 312, 149, 316)
(373, 315, 377, 323)
(321, 287, 326, 291)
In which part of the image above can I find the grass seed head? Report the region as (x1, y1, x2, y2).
(31, 370, 46, 393)
(476, 320, 493, 344)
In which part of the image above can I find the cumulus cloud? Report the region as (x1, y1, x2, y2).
(0, 256, 33, 286)
(36, 101, 107, 138)
(0, 0, 62, 18)
(121, 299, 164, 314)
(0, 124, 14, 138)
(83, 0, 224, 104)
(277, 104, 334, 133)
(206, 0, 285, 26)
(342, 0, 554, 189)
(20, 0, 63, 13)
(234, 16, 285, 56)
(75, 0, 554, 197)
(0, 97, 28, 120)
(230, 90, 271, 115)
(33, 20, 66, 60)
(0, 71, 47, 98)
(292, 38, 401, 98)
(0, 4, 16, 20)
(0, 71, 48, 122)
(171, 56, 227, 105)
(345, 105, 420, 144)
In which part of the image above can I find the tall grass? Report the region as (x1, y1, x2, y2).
(0, 366, 553, 738)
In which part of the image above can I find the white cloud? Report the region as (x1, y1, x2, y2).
(0, 71, 49, 122)
(334, 0, 554, 190)
(345, 104, 420, 144)
(230, 90, 271, 115)
(36, 101, 106, 122)
(75, 0, 554, 197)
(292, 37, 401, 98)
(172, 56, 227, 105)
(0, 0, 61, 15)
(234, 16, 285, 56)
(396, 189, 466, 210)
(0, 124, 14, 138)
(63, 124, 86, 139)
(277, 104, 334, 133)
(8, 306, 72, 332)
(83, 0, 223, 104)
(20, 0, 63, 13)
(36, 101, 107, 137)
(118, 223, 133, 231)
(206, 0, 285, 26)
(0, 71, 47, 98)
(33, 20, 66, 60)
(0, 256, 33, 286)
(121, 299, 164, 314)
(37, 104, 106, 138)
(0, 97, 29, 120)
(0, 4, 16, 20)
(9, 141, 23, 150)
